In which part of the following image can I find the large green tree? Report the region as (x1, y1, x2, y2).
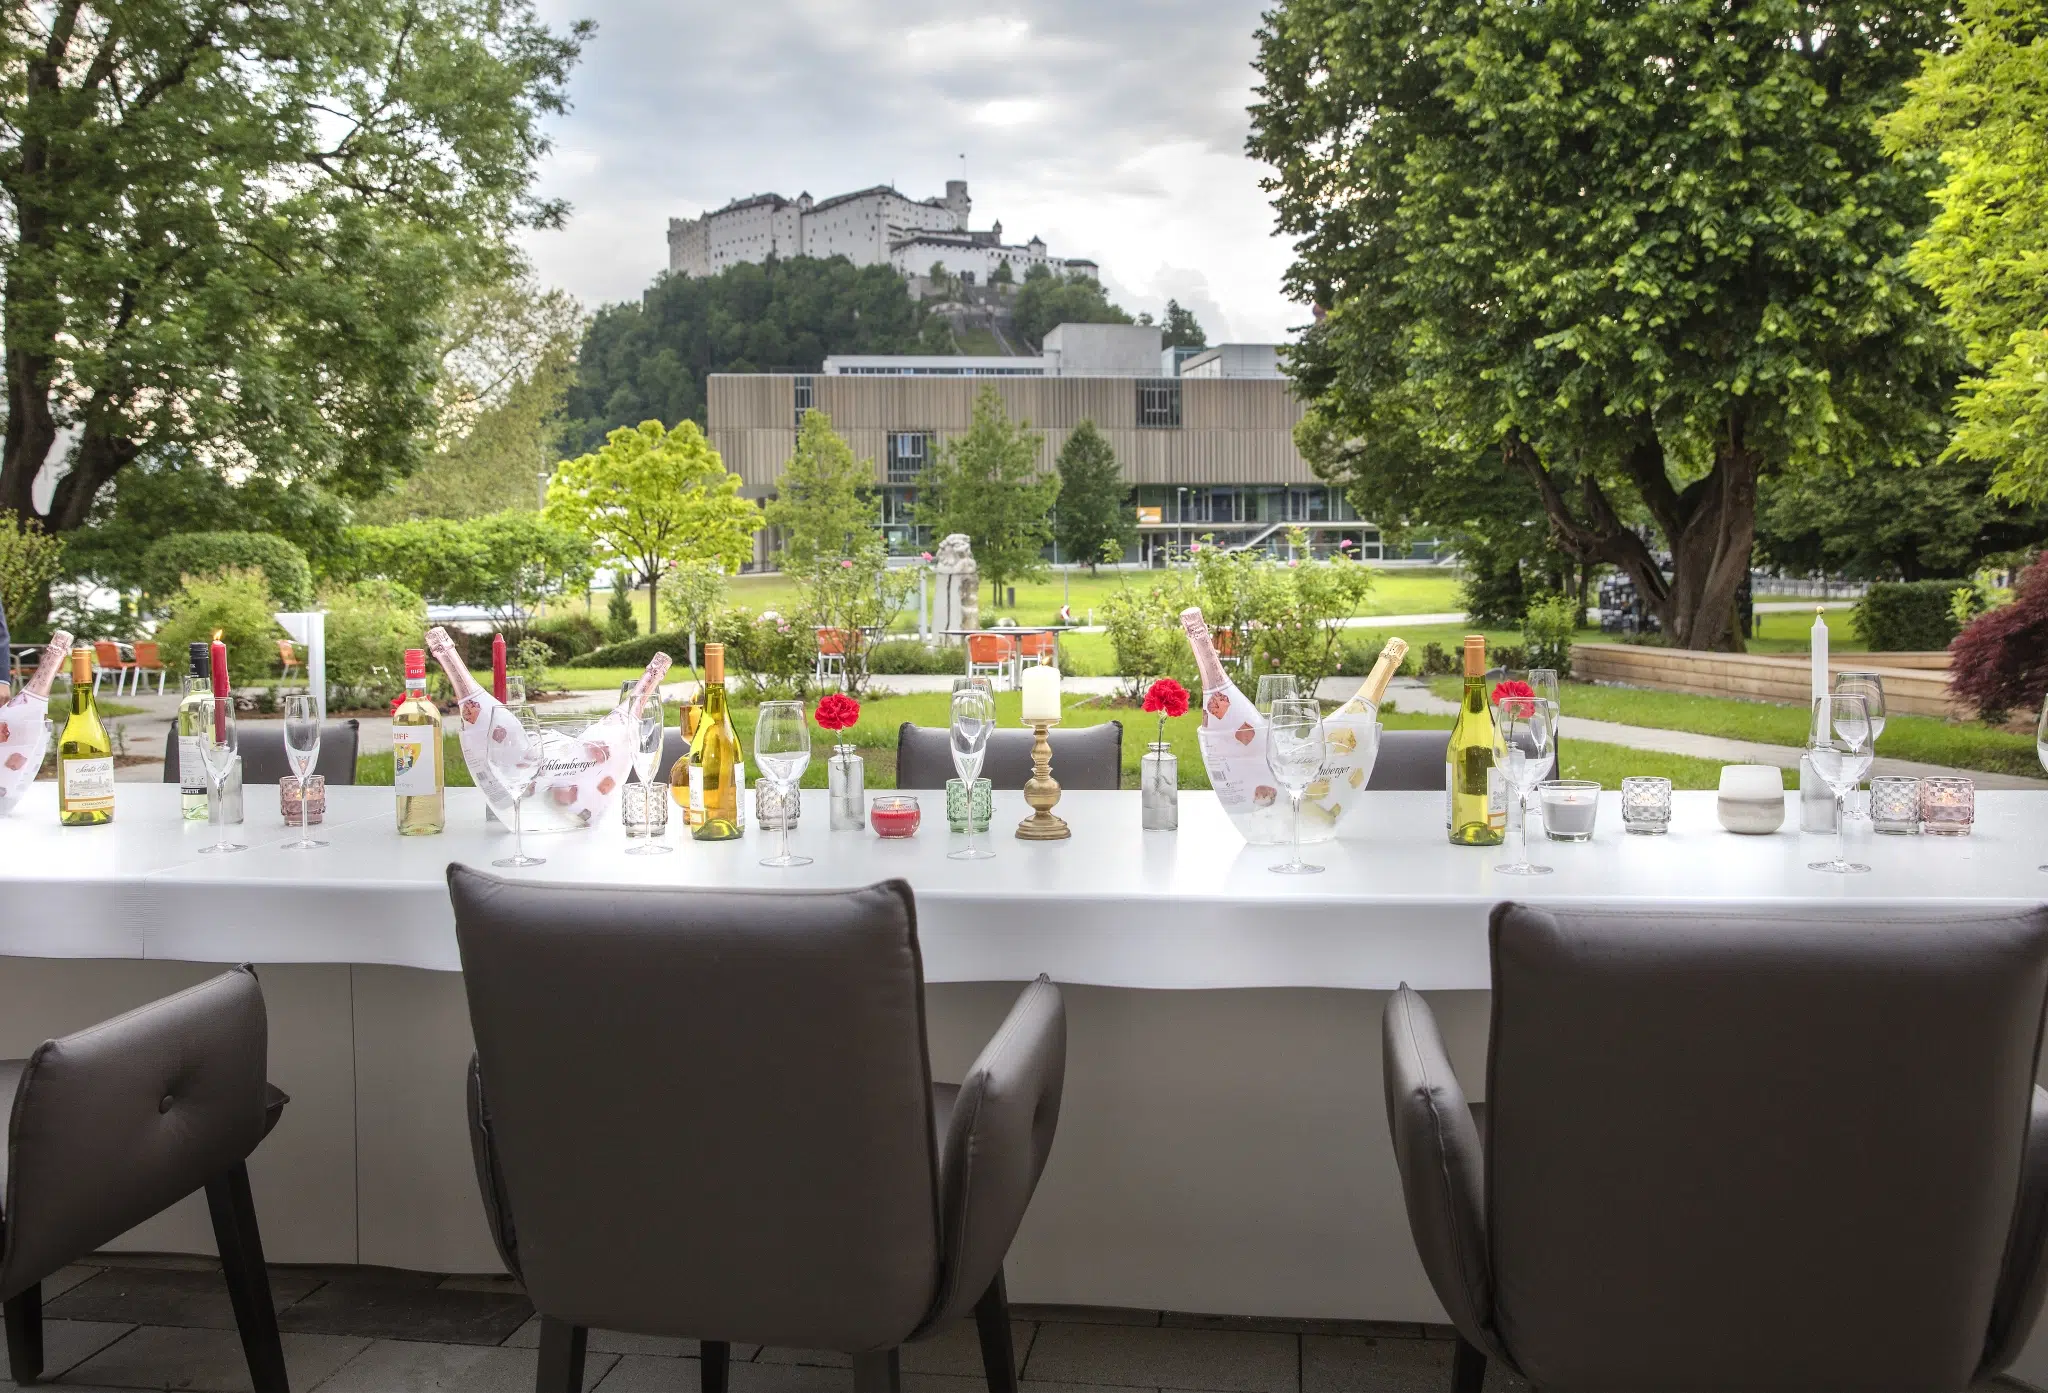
(1755, 453, 2047, 580)
(916, 387, 1058, 597)
(1252, 0, 1954, 650)
(0, 0, 588, 534)
(762, 410, 878, 569)
(1053, 420, 1133, 570)
(1881, 0, 2048, 506)
(1161, 300, 1207, 351)
(334, 511, 591, 635)
(1010, 265, 1132, 350)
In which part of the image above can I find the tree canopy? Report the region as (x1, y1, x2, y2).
(1161, 300, 1207, 351)
(1053, 420, 1134, 570)
(762, 410, 879, 569)
(0, 0, 589, 534)
(915, 387, 1058, 596)
(1755, 453, 2046, 581)
(334, 511, 591, 634)
(1252, 0, 1954, 649)
(1011, 267, 1132, 350)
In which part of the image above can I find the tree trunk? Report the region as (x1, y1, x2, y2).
(647, 573, 659, 637)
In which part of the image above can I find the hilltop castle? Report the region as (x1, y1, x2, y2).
(665, 181, 1097, 288)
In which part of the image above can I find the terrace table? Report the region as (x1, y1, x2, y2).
(4, 782, 2046, 1376)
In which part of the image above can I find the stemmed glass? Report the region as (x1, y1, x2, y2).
(2035, 692, 2046, 873)
(1265, 697, 1326, 875)
(1491, 687, 1556, 875)
(487, 704, 546, 869)
(1255, 675, 1300, 716)
(754, 700, 813, 868)
(195, 697, 244, 855)
(1834, 672, 1887, 751)
(1808, 693, 1874, 874)
(626, 703, 671, 855)
(280, 694, 326, 850)
(947, 686, 997, 861)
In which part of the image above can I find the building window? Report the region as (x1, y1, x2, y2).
(1137, 380, 1182, 429)
(887, 431, 932, 483)
(793, 375, 813, 429)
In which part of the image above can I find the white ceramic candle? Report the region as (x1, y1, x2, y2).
(1810, 609, 1828, 704)
(1020, 665, 1062, 723)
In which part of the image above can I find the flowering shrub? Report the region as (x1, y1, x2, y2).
(707, 606, 817, 702)
(1948, 553, 2048, 723)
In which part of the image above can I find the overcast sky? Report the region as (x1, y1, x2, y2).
(517, 0, 1304, 344)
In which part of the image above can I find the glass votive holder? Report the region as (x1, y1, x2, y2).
(871, 794, 921, 838)
(1537, 780, 1601, 841)
(1869, 775, 1921, 835)
(620, 781, 670, 838)
(754, 780, 800, 831)
(1920, 776, 1974, 836)
(945, 777, 993, 834)
(279, 774, 325, 826)
(1620, 776, 1673, 835)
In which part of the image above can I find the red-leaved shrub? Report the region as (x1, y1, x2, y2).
(1949, 552, 2048, 722)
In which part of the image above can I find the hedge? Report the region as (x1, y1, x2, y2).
(142, 532, 313, 609)
(563, 627, 694, 669)
(1852, 579, 1978, 651)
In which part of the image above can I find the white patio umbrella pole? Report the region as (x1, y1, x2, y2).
(273, 611, 329, 723)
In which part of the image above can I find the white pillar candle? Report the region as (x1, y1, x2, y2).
(1810, 608, 1828, 705)
(1020, 664, 1062, 723)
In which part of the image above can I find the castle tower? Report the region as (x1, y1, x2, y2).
(944, 179, 971, 230)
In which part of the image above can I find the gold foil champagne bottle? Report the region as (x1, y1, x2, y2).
(1446, 634, 1505, 846)
(688, 643, 743, 841)
(391, 648, 446, 835)
(58, 647, 115, 827)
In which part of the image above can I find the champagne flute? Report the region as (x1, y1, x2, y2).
(1834, 671, 1887, 750)
(947, 686, 996, 861)
(197, 697, 244, 855)
(1491, 686, 1555, 875)
(488, 704, 546, 869)
(1807, 693, 1874, 874)
(626, 703, 671, 856)
(1265, 698, 1326, 874)
(754, 700, 813, 868)
(1255, 674, 1300, 716)
(280, 694, 326, 850)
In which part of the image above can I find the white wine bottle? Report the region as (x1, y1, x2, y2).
(0, 630, 74, 814)
(175, 641, 213, 820)
(1340, 637, 1408, 714)
(392, 648, 446, 836)
(58, 647, 115, 827)
(1446, 635, 1505, 846)
(688, 643, 743, 841)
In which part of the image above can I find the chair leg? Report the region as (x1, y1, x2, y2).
(5, 1283, 42, 1385)
(536, 1317, 586, 1393)
(204, 1161, 289, 1393)
(701, 1339, 730, 1393)
(972, 1269, 1018, 1393)
(851, 1349, 901, 1393)
(1451, 1335, 1486, 1393)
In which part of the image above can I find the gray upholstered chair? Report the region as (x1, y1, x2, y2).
(161, 719, 360, 785)
(896, 721, 1122, 790)
(1364, 729, 1447, 791)
(1385, 902, 2048, 1393)
(1, 967, 290, 1391)
(447, 868, 1067, 1393)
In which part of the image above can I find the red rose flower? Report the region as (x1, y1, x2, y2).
(1142, 678, 1190, 719)
(815, 693, 861, 732)
(1491, 679, 1537, 720)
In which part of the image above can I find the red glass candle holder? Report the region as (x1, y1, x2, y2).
(870, 795, 921, 838)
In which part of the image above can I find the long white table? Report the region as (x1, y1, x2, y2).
(4, 782, 2046, 1381)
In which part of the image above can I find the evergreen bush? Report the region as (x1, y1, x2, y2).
(1522, 593, 1580, 677)
(1853, 579, 1981, 651)
(142, 532, 313, 609)
(562, 626, 688, 670)
(530, 613, 607, 662)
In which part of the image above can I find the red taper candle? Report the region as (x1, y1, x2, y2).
(491, 633, 508, 703)
(209, 633, 229, 741)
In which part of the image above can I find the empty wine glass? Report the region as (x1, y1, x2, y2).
(1491, 685, 1556, 875)
(1808, 693, 1874, 874)
(1266, 698, 1326, 874)
(754, 700, 813, 868)
(2036, 691, 2046, 873)
(280, 694, 326, 850)
(488, 704, 546, 869)
(948, 686, 997, 861)
(1834, 671, 1887, 750)
(626, 703, 671, 856)
(1255, 675, 1300, 716)
(196, 697, 244, 855)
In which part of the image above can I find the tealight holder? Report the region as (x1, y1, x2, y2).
(1538, 780, 1601, 841)
(1622, 776, 1674, 835)
(1870, 775, 1921, 835)
(279, 774, 325, 826)
(621, 781, 671, 838)
(945, 777, 993, 835)
(1016, 719, 1070, 841)
(1920, 776, 1974, 836)
(754, 779, 799, 831)
(871, 794, 921, 838)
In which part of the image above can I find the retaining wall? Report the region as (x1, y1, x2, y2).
(1571, 643, 1960, 718)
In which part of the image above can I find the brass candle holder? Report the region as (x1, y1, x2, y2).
(1016, 719, 1070, 841)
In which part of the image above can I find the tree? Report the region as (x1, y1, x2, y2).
(989, 260, 1014, 286)
(334, 511, 591, 637)
(762, 411, 879, 569)
(0, 0, 589, 534)
(1252, 0, 1954, 650)
(1011, 269, 1132, 350)
(916, 387, 1058, 597)
(545, 420, 761, 632)
(1054, 421, 1133, 571)
(1161, 300, 1207, 351)
(0, 512, 63, 643)
(1756, 453, 2048, 581)
(1880, 0, 2048, 506)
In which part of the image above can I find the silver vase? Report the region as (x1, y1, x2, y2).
(1141, 741, 1178, 831)
(829, 749, 866, 830)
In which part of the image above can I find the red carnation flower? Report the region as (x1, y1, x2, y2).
(814, 692, 861, 732)
(1143, 678, 1190, 719)
(1491, 679, 1537, 720)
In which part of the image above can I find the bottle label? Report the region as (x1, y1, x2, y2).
(1488, 768, 1506, 822)
(392, 730, 438, 795)
(61, 756, 115, 811)
(179, 734, 206, 795)
(688, 764, 705, 814)
(1445, 763, 1454, 830)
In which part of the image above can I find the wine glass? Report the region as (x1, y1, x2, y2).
(1491, 686, 1556, 875)
(196, 697, 244, 855)
(1834, 672, 1887, 750)
(1808, 693, 1874, 874)
(487, 704, 546, 869)
(951, 675, 994, 696)
(754, 700, 813, 868)
(1265, 698, 1326, 875)
(947, 686, 997, 861)
(1255, 675, 1300, 716)
(2036, 691, 2046, 873)
(280, 694, 326, 851)
(626, 703, 671, 856)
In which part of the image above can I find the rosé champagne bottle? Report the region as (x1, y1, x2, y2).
(425, 627, 670, 829)
(1181, 608, 1289, 844)
(0, 631, 75, 814)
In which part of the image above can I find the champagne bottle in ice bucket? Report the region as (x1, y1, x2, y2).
(426, 627, 671, 831)
(0, 632, 74, 814)
(1181, 608, 1334, 845)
